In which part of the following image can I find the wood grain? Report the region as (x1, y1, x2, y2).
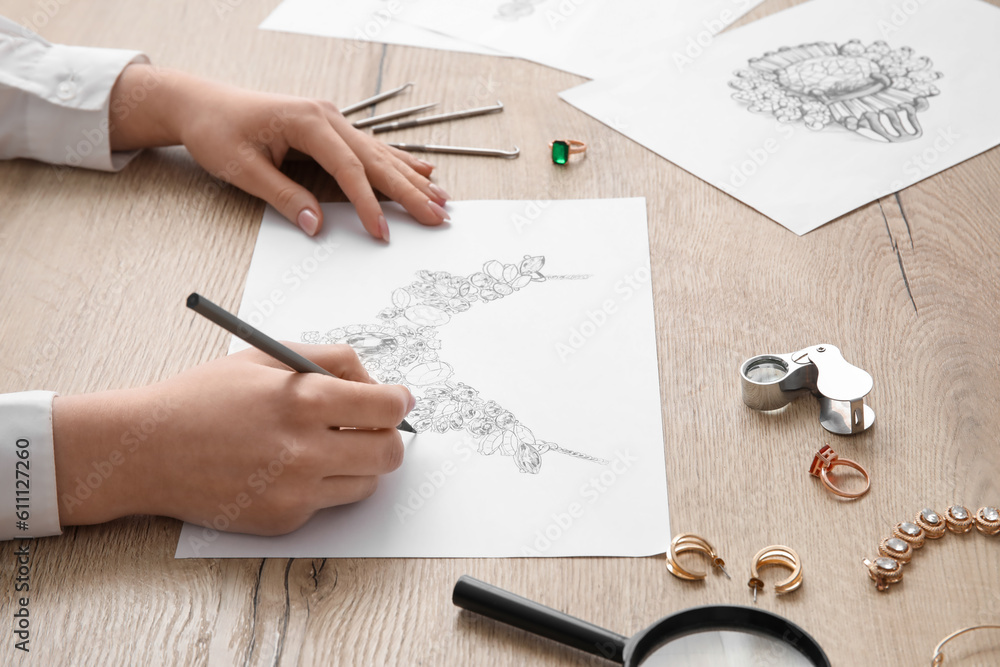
(1, 0, 999, 664)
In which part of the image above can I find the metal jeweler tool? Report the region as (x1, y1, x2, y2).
(388, 143, 520, 159)
(352, 102, 438, 128)
(339, 82, 413, 116)
(372, 101, 504, 133)
(740, 344, 875, 435)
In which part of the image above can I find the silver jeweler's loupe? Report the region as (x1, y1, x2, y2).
(740, 344, 875, 435)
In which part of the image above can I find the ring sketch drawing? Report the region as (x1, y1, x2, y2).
(729, 40, 943, 142)
(302, 255, 609, 474)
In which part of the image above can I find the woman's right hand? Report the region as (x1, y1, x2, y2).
(52, 344, 414, 535)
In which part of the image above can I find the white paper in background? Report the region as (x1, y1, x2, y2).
(176, 199, 669, 558)
(403, 0, 765, 78)
(560, 0, 1000, 235)
(259, 0, 498, 56)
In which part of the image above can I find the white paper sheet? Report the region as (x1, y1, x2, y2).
(560, 0, 1000, 235)
(259, 0, 498, 56)
(403, 0, 765, 78)
(175, 199, 668, 558)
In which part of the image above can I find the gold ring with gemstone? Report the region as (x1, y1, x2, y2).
(975, 506, 1000, 535)
(549, 139, 587, 165)
(808, 445, 870, 499)
(915, 508, 947, 539)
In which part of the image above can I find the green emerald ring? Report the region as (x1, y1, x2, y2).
(549, 139, 587, 165)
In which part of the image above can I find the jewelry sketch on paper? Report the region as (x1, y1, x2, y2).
(302, 256, 609, 474)
(729, 40, 943, 143)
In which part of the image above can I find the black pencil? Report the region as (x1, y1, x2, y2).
(187, 293, 416, 433)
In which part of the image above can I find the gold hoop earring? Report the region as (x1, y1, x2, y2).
(666, 533, 730, 581)
(747, 545, 802, 603)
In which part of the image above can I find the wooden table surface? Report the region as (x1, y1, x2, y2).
(2, 1, 999, 664)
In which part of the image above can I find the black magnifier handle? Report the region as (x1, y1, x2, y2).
(453, 576, 628, 663)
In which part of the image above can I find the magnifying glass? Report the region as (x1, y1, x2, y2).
(453, 576, 830, 667)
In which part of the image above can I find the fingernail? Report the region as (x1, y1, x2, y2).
(417, 159, 434, 171)
(298, 208, 319, 236)
(427, 200, 451, 222)
(428, 183, 451, 202)
(405, 389, 416, 414)
(378, 214, 390, 241)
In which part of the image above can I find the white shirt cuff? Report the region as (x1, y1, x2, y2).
(26, 44, 149, 172)
(0, 17, 148, 171)
(0, 391, 62, 540)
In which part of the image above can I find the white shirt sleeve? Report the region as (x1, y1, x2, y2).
(0, 16, 149, 171)
(0, 391, 61, 540)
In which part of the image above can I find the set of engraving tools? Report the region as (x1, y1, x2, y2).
(343, 82, 519, 158)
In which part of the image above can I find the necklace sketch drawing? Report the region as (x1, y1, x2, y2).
(729, 40, 942, 142)
(301, 255, 609, 474)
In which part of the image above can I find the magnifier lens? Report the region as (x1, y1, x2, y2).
(744, 357, 788, 384)
(639, 629, 816, 667)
